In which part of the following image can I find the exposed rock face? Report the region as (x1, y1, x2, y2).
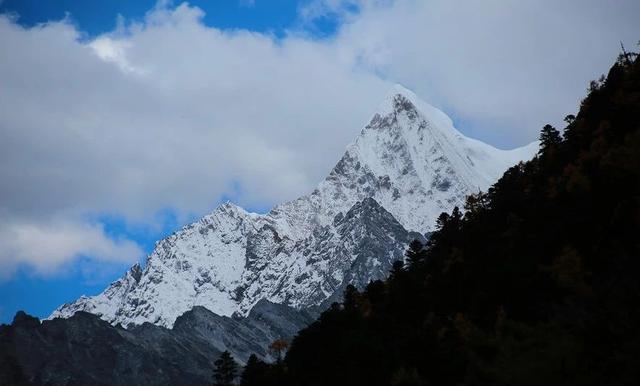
(173, 300, 315, 363)
(50, 85, 538, 328)
(0, 303, 313, 386)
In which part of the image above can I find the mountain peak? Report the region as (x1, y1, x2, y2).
(376, 83, 419, 117)
(374, 84, 454, 129)
(49, 86, 539, 329)
(386, 83, 421, 105)
(12, 311, 40, 327)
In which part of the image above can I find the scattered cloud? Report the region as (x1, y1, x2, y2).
(89, 37, 146, 74)
(0, 3, 388, 277)
(0, 0, 638, 278)
(0, 220, 143, 280)
(327, 0, 640, 146)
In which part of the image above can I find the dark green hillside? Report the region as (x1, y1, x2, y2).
(242, 52, 640, 386)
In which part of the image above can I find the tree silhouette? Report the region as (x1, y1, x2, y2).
(389, 260, 405, 280)
(239, 50, 640, 386)
(564, 114, 576, 124)
(539, 124, 562, 154)
(213, 351, 237, 386)
(405, 239, 426, 268)
(240, 354, 268, 386)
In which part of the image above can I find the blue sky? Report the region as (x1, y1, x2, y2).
(0, 0, 338, 324)
(0, 210, 183, 324)
(1, 0, 309, 36)
(1, 0, 638, 325)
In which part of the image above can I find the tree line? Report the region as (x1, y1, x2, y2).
(218, 48, 640, 386)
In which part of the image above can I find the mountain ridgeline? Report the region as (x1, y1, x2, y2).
(49, 85, 536, 329)
(2, 52, 637, 385)
(0, 83, 539, 384)
(0, 301, 314, 385)
(238, 55, 640, 385)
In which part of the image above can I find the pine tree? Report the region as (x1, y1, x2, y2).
(563, 114, 576, 124)
(405, 239, 426, 268)
(213, 351, 238, 386)
(240, 354, 267, 386)
(539, 124, 562, 154)
(435, 212, 450, 230)
(389, 260, 405, 279)
(450, 207, 462, 227)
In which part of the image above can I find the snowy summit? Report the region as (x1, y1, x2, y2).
(50, 85, 538, 327)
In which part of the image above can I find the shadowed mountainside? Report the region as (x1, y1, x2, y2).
(0, 300, 313, 385)
(240, 52, 640, 386)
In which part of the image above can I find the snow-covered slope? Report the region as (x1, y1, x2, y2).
(50, 85, 538, 327)
(274, 85, 538, 234)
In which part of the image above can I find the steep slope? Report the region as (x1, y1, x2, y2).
(235, 198, 425, 315)
(249, 55, 640, 386)
(275, 85, 538, 234)
(1, 311, 217, 386)
(50, 85, 537, 328)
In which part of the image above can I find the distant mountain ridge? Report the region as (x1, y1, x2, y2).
(0, 300, 313, 385)
(50, 85, 538, 328)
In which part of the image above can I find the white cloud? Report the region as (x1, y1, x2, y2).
(0, 220, 143, 279)
(89, 37, 146, 75)
(329, 0, 640, 146)
(0, 3, 389, 277)
(0, 0, 638, 278)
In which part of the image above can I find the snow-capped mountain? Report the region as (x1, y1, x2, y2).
(50, 85, 538, 328)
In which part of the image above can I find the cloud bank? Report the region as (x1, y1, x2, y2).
(0, 220, 142, 280)
(0, 0, 638, 277)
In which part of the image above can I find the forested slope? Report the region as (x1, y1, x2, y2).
(242, 52, 640, 386)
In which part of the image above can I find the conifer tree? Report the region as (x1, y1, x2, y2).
(390, 260, 405, 279)
(539, 124, 562, 154)
(213, 351, 237, 386)
(240, 354, 267, 386)
(563, 114, 576, 124)
(405, 239, 426, 268)
(343, 284, 359, 311)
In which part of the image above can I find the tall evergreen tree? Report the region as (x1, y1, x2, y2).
(405, 239, 426, 268)
(389, 260, 405, 279)
(240, 355, 267, 386)
(213, 351, 237, 386)
(539, 124, 562, 153)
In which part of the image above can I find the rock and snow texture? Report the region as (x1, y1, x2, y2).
(50, 85, 538, 328)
